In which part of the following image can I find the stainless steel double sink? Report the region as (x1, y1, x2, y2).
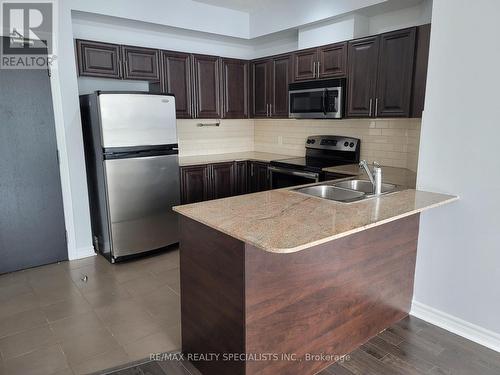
(294, 179, 398, 203)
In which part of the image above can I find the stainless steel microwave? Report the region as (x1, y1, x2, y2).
(289, 78, 345, 119)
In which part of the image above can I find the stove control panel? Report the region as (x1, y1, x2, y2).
(306, 135, 360, 152)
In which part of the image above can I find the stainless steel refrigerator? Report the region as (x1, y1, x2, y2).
(80, 91, 180, 263)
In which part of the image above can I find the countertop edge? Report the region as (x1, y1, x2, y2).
(173, 194, 459, 254)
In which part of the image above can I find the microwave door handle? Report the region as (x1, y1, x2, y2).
(323, 89, 328, 115)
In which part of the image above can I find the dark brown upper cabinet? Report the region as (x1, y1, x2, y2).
(347, 36, 380, 118)
(293, 48, 317, 81)
(192, 54, 221, 119)
(221, 58, 249, 119)
(251, 59, 271, 118)
(293, 42, 347, 81)
(318, 42, 348, 79)
(347, 28, 416, 118)
(161, 51, 193, 119)
(411, 24, 431, 118)
(376, 28, 416, 117)
(250, 54, 292, 118)
(271, 55, 293, 117)
(121, 46, 160, 81)
(76, 40, 122, 78)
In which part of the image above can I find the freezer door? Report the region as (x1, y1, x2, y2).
(98, 93, 177, 148)
(104, 154, 180, 258)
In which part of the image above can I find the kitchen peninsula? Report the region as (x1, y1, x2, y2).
(173, 185, 457, 375)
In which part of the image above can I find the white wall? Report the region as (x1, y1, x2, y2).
(69, 0, 250, 38)
(414, 0, 500, 343)
(298, 14, 369, 49)
(368, 0, 432, 34)
(49, 2, 94, 259)
(249, 0, 385, 37)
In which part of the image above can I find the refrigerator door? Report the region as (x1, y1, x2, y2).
(98, 93, 177, 148)
(104, 153, 180, 258)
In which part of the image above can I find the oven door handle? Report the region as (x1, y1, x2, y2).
(268, 166, 320, 180)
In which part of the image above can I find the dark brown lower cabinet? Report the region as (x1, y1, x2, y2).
(180, 164, 209, 204)
(210, 162, 235, 200)
(234, 161, 248, 195)
(180, 160, 269, 204)
(249, 161, 270, 193)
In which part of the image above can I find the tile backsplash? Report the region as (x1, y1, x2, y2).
(254, 119, 421, 171)
(177, 118, 421, 171)
(177, 119, 254, 156)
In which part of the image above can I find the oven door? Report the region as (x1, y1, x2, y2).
(268, 166, 320, 189)
(289, 87, 342, 119)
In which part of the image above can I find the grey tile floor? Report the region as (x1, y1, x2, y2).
(0, 249, 181, 375)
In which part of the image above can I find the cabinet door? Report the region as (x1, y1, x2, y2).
(76, 40, 122, 78)
(234, 161, 248, 195)
(221, 58, 248, 119)
(180, 165, 209, 204)
(249, 161, 270, 193)
(270, 55, 292, 118)
(318, 42, 347, 79)
(293, 48, 318, 81)
(192, 54, 221, 119)
(210, 162, 235, 200)
(376, 28, 416, 118)
(251, 59, 271, 118)
(122, 46, 160, 81)
(347, 36, 380, 118)
(411, 24, 431, 118)
(162, 51, 193, 119)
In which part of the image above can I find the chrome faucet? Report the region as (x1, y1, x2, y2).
(359, 160, 383, 195)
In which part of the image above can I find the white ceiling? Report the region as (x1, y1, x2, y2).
(192, 0, 270, 13)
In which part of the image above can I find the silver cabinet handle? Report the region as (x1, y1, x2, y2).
(375, 98, 379, 117)
(317, 61, 320, 78)
(312, 62, 316, 78)
(369, 98, 373, 117)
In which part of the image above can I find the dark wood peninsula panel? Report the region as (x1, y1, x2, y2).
(179, 213, 420, 375)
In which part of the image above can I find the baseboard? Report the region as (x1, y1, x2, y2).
(69, 246, 96, 261)
(411, 300, 500, 353)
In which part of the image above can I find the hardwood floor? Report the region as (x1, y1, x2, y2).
(95, 315, 500, 375)
(320, 315, 500, 375)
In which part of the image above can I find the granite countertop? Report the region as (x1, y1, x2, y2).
(173, 187, 458, 254)
(324, 164, 417, 188)
(178, 152, 293, 166)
